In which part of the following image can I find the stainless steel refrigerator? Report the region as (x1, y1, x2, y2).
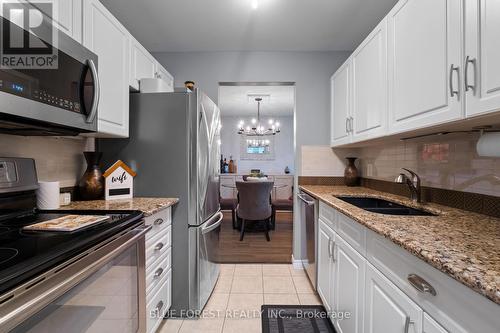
(99, 88, 222, 315)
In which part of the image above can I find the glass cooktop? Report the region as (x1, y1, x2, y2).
(0, 209, 143, 296)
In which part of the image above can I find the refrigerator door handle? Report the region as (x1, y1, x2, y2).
(201, 211, 223, 234)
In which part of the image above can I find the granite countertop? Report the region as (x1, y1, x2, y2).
(299, 185, 500, 305)
(59, 197, 179, 217)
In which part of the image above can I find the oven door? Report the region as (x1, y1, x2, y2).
(0, 14, 99, 135)
(1, 224, 150, 333)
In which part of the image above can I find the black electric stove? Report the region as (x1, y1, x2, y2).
(0, 158, 144, 296)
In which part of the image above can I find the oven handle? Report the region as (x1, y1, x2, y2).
(85, 59, 100, 124)
(0, 224, 150, 331)
(201, 211, 223, 234)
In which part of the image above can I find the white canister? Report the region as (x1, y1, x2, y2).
(36, 181, 60, 209)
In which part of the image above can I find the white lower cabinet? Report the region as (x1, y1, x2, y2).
(423, 313, 448, 333)
(316, 202, 498, 333)
(333, 235, 365, 333)
(365, 263, 422, 333)
(144, 207, 172, 333)
(317, 219, 335, 312)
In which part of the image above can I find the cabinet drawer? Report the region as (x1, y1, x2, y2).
(145, 208, 171, 241)
(366, 229, 497, 333)
(336, 212, 366, 256)
(146, 225, 171, 267)
(319, 201, 336, 229)
(146, 269, 171, 333)
(146, 247, 171, 295)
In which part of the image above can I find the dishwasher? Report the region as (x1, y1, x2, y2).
(298, 191, 318, 289)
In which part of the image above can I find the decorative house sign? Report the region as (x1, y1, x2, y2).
(103, 160, 136, 200)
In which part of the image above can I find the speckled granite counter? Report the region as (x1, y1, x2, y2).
(300, 185, 500, 305)
(59, 197, 179, 217)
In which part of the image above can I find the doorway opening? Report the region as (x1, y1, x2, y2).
(218, 82, 296, 263)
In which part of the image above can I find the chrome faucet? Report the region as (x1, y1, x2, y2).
(395, 168, 422, 203)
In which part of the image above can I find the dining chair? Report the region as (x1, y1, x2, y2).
(271, 186, 294, 229)
(235, 181, 274, 241)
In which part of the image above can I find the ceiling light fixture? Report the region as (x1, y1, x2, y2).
(238, 98, 281, 136)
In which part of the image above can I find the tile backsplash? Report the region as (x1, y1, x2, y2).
(0, 134, 94, 188)
(356, 132, 500, 197)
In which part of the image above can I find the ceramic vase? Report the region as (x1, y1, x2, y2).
(78, 152, 104, 200)
(344, 157, 359, 187)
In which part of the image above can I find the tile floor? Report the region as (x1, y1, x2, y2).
(158, 264, 322, 333)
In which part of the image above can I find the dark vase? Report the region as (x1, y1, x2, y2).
(78, 152, 104, 200)
(344, 157, 359, 187)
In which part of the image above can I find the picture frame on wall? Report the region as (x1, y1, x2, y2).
(240, 135, 276, 160)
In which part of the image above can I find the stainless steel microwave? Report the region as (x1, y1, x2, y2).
(0, 15, 99, 136)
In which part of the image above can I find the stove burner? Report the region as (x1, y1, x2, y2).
(0, 248, 19, 265)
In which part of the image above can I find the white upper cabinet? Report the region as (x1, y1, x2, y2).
(365, 263, 423, 333)
(333, 235, 365, 333)
(387, 0, 463, 133)
(83, 0, 130, 138)
(155, 62, 174, 92)
(129, 36, 157, 91)
(351, 19, 388, 142)
(28, 0, 82, 42)
(464, 0, 500, 117)
(330, 60, 351, 146)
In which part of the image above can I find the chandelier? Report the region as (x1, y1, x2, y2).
(237, 97, 281, 136)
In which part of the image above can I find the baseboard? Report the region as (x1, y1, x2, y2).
(291, 255, 307, 269)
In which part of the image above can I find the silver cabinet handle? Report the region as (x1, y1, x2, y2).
(349, 116, 354, 132)
(156, 300, 164, 312)
(407, 274, 436, 296)
(85, 59, 100, 124)
(154, 218, 164, 226)
(404, 316, 414, 333)
(332, 241, 336, 262)
(465, 56, 476, 93)
(328, 238, 333, 258)
(449, 64, 459, 99)
(345, 117, 349, 133)
(154, 242, 164, 251)
(154, 267, 164, 279)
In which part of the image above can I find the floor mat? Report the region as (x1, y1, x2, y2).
(261, 305, 336, 333)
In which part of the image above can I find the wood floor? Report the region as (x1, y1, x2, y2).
(218, 210, 293, 263)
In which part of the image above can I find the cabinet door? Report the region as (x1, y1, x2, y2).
(274, 176, 293, 200)
(365, 263, 422, 333)
(464, 0, 500, 117)
(333, 235, 366, 333)
(351, 19, 387, 142)
(330, 60, 351, 147)
(220, 176, 236, 199)
(387, 0, 462, 133)
(83, 0, 130, 138)
(423, 313, 448, 333)
(155, 63, 174, 92)
(317, 220, 335, 311)
(130, 37, 157, 91)
(29, 0, 82, 42)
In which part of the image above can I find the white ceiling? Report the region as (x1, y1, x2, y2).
(219, 85, 294, 117)
(100, 0, 398, 52)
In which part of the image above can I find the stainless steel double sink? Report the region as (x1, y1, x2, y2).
(335, 196, 437, 216)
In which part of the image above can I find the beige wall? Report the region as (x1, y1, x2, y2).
(356, 133, 500, 197)
(0, 134, 94, 188)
